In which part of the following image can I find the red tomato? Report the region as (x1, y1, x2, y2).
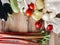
(46, 24, 53, 31)
(28, 3, 34, 10)
(26, 9, 32, 17)
(35, 21, 42, 29)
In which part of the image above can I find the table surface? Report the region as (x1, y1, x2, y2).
(49, 32, 60, 45)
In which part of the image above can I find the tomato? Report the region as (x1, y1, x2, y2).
(35, 21, 42, 29)
(28, 3, 34, 10)
(46, 24, 53, 31)
(26, 9, 32, 17)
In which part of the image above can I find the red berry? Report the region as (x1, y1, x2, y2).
(35, 21, 42, 29)
(28, 3, 34, 10)
(46, 24, 53, 31)
(26, 9, 32, 17)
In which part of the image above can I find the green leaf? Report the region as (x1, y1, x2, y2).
(10, 0, 20, 13)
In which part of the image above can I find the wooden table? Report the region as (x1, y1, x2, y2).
(49, 32, 60, 45)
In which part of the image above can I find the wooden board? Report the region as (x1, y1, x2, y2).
(4, 12, 37, 32)
(49, 32, 60, 45)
